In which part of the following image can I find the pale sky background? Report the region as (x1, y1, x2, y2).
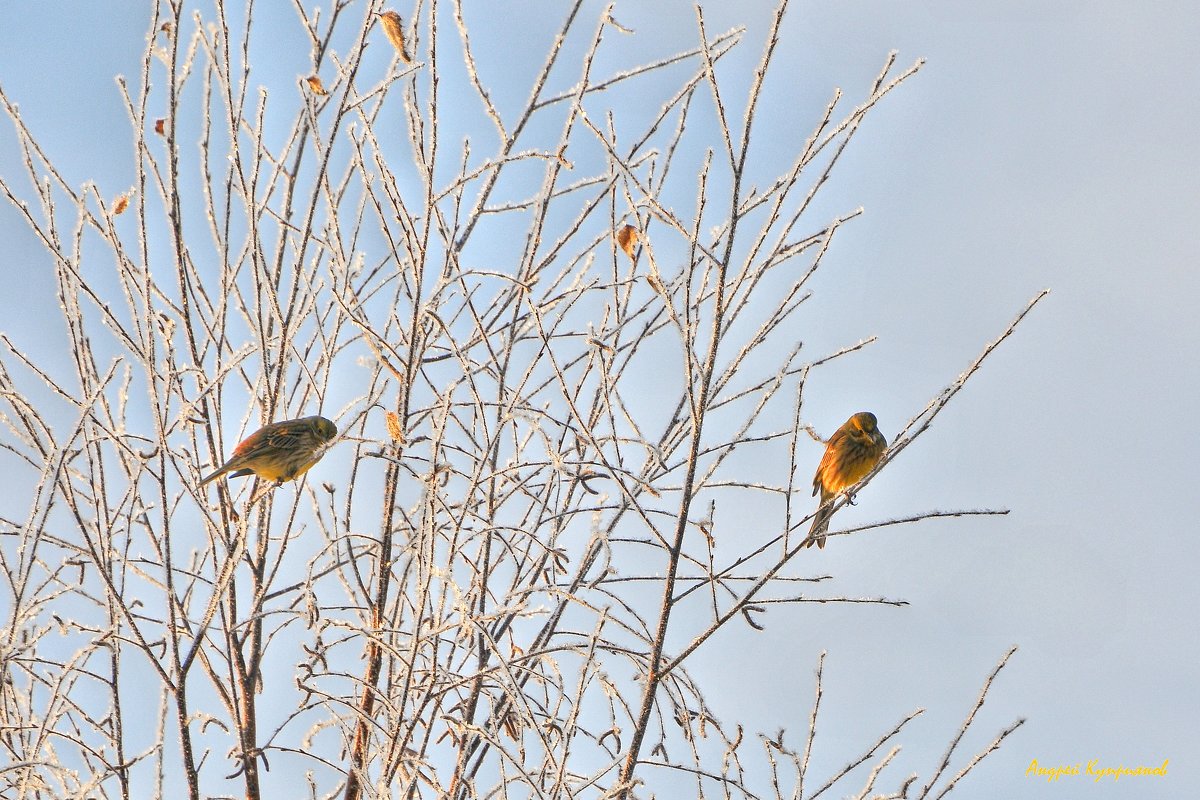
(1, 2, 1197, 798)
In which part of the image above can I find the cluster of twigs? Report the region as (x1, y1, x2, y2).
(0, 1, 1033, 798)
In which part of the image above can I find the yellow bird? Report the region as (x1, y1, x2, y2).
(199, 415, 337, 486)
(804, 411, 887, 549)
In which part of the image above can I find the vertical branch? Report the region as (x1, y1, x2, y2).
(157, 2, 202, 794)
(617, 6, 750, 790)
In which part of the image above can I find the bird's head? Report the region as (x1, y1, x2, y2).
(849, 412, 878, 433)
(313, 416, 338, 443)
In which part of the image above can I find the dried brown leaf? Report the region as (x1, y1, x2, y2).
(154, 118, 165, 136)
(305, 75, 328, 95)
(646, 273, 666, 296)
(377, 11, 411, 63)
(384, 411, 405, 443)
(113, 195, 129, 215)
(616, 224, 639, 261)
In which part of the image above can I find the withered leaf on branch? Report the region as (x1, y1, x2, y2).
(741, 604, 767, 631)
(605, 13, 635, 34)
(305, 75, 328, 95)
(113, 195, 129, 215)
(646, 272, 666, 296)
(154, 118, 166, 136)
(616, 224, 639, 261)
(384, 410, 406, 443)
(376, 11, 411, 63)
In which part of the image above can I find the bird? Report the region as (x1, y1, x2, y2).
(198, 415, 337, 487)
(804, 411, 887, 549)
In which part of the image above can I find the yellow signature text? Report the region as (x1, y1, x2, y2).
(1025, 758, 1168, 783)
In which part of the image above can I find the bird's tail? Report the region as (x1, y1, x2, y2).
(198, 466, 226, 486)
(804, 504, 832, 549)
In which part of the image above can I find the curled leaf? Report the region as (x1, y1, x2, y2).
(500, 712, 520, 740)
(550, 547, 570, 571)
(154, 118, 166, 136)
(306, 75, 328, 96)
(616, 224, 639, 261)
(741, 604, 767, 631)
(113, 195, 129, 215)
(376, 11, 411, 63)
(606, 13, 635, 34)
(588, 336, 615, 355)
(598, 727, 622, 753)
(575, 470, 602, 495)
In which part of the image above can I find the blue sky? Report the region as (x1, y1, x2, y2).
(1, 1, 1196, 797)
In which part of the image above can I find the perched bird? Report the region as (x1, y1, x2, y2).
(199, 415, 337, 487)
(804, 411, 887, 549)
